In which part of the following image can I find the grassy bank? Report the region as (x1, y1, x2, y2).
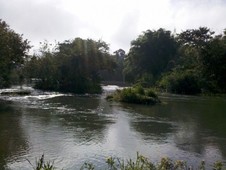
(31, 153, 225, 170)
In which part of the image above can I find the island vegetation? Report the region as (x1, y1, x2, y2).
(106, 86, 160, 105)
(1, 18, 226, 95)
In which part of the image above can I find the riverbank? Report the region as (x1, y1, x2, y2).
(32, 153, 225, 170)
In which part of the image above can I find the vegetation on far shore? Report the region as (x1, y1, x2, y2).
(30, 153, 225, 170)
(106, 86, 160, 105)
(1, 18, 226, 95)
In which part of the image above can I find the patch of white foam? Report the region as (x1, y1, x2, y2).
(0, 86, 69, 102)
(102, 85, 124, 92)
(27, 93, 65, 100)
(0, 85, 34, 93)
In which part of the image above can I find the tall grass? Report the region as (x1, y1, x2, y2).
(27, 154, 56, 170)
(30, 153, 225, 170)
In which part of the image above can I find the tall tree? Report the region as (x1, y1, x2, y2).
(26, 38, 115, 94)
(124, 28, 177, 84)
(200, 32, 226, 92)
(158, 27, 224, 94)
(0, 19, 30, 87)
(176, 27, 214, 70)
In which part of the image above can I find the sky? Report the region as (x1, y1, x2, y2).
(0, 0, 226, 53)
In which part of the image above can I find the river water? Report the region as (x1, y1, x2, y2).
(0, 86, 226, 169)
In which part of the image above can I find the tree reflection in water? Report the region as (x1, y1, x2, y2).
(0, 94, 226, 169)
(124, 95, 226, 165)
(0, 100, 29, 169)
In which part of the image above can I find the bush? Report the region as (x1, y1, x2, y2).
(106, 87, 160, 105)
(146, 89, 158, 98)
(133, 85, 145, 95)
(159, 70, 201, 95)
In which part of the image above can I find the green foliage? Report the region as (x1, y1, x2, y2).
(24, 38, 115, 94)
(158, 27, 226, 95)
(213, 161, 224, 170)
(199, 36, 226, 93)
(177, 27, 214, 48)
(135, 73, 154, 88)
(104, 153, 156, 170)
(133, 85, 145, 95)
(99, 48, 126, 84)
(27, 154, 56, 170)
(0, 19, 30, 88)
(29, 153, 225, 170)
(3, 21, 224, 95)
(124, 28, 177, 82)
(146, 88, 158, 98)
(159, 70, 201, 95)
(124, 27, 226, 95)
(107, 87, 160, 105)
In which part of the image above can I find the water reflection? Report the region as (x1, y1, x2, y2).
(10, 96, 117, 169)
(45, 96, 115, 143)
(123, 95, 226, 165)
(0, 100, 28, 169)
(0, 92, 226, 169)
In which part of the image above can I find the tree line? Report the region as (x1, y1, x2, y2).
(23, 38, 116, 94)
(124, 27, 226, 94)
(0, 19, 225, 94)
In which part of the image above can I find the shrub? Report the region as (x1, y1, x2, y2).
(159, 70, 201, 95)
(106, 87, 160, 105)
(146, 89, 158, 98)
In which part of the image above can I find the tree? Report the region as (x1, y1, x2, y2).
(176, 27, 214, 70)
(0, 19, 30, 87)
(158, 27, 225, 94)
(124, 28, 177, 84)
(177, 27, 214, 48)
(25, 38, 115, 94)
(55, 38, 113, 93)
(200, 33, 226, 92)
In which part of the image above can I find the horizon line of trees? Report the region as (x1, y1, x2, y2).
(23, 38, 117, 94)
(124, 27, 226, 94)
(1, 18, 226, 94)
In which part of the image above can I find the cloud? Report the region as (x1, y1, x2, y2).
(0, 0, 83, 48)
(112, 11, 140, 52)
(0, 0, 226, 53)
(169, 0, 226, 33)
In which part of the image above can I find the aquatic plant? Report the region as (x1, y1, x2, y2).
(30, 153, 225, 170)
(106, 86, 160, 105)
(27, 154, 56, 170)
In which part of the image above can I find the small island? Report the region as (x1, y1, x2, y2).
(106, 86, 160, 105)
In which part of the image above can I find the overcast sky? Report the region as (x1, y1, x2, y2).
(0, 0, 226, 53)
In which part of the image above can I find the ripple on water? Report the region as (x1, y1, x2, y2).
(1, 86, 226, 169)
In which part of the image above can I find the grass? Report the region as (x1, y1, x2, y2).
(30, 153, 225, 170)
(27, 154, 56, 170)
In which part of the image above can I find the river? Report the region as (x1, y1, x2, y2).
(0, 86, 226, 169)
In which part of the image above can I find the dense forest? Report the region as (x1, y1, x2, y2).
(124, 28, 226, 94)
(23, 39, 117, 94)
(1, 19, 226, 94)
